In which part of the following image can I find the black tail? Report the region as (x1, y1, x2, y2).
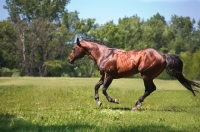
(163, 54, 200, 96)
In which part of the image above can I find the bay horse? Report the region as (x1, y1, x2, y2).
(68, 38, 200, 110)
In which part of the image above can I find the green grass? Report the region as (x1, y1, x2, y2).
(0, 77, 200, 132)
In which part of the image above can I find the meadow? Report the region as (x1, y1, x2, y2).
(0, 77, 200, 132)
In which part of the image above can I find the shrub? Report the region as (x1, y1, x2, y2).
(0, 67, 13, 77)
(12, 69, 21, 77)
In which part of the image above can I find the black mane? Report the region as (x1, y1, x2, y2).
(82, 38, 107, 46)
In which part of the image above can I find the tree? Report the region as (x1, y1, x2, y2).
(190, 20, 200, 53)
(139, 13, 166, 50)
(0, 20, 17, 69)
(72, 18, 99, 77)
(190, 50, 200, 79)
(169, 15, 195, 54)
(180, 51, 200, 80)
(73, 18, 97, 38)
(96, 21, 122, 48)
(118, 15, 142, 50)
(5, 0, 69, 22)
(4, 0, 71, 76)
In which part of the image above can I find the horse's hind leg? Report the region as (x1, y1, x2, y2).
(132, 75, 156, 110)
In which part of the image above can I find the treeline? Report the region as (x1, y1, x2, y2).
(0, 0, 200, 79)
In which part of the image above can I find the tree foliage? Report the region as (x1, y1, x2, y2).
(3, 0, 71, 76)
(0, 20, 17, 69)
(1, 2, 200, 79)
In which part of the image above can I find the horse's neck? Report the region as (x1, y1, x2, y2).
(87, 44, 107, 64)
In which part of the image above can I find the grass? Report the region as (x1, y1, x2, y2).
(0, 77, 200, 132)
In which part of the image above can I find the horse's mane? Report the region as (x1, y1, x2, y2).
(82, 38, 107, 46)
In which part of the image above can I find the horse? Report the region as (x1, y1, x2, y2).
(68, 38, 200, 110)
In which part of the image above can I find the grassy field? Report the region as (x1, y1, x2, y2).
(0, 77, 200, 132)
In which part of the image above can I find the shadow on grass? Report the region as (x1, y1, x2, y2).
(0, 113, 94, 132)
(0, 113, 182, 132)
(100, 105, 199, 113)
(99, 106, 187, 112)
(111, 107, 132, 111)
(116, 125, 183, 132)
(95, 106, 132, 111)
(137, 106, 200, 113)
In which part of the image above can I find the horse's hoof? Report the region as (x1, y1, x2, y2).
(132, 103, 142, 111)
(132, 107, 138, 111)
(114, 99, 119, 104)
(97, 101, 102, 106)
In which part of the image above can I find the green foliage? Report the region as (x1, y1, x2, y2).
(73, 56, 96, 77)
(191, 51, 200, 79)
(0, 78, 200, 131)
(11, 69, 21, 77)
(1, 1, 200, 79)
(118, 16, 142, 50)
(180, 51, 200, 80)
(5, 0, 70, 21)
(0, 67, 12, 76)
(3, 0, 73, 76)
(44, 60, 62, 77)
(157, 70, 174, 80)
(181, 51, 200, 79)
(44, 60, 75, 77)
(0, 20, 17, 69)
(74, 18, 97, 37)
(169, 15, 196, 54)
(0, 67, 20, 77)
(180, 52, 193, 78)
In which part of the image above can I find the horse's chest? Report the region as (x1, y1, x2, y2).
(99, 58, 117, 74)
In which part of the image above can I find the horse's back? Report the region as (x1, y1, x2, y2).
(116, 48, 163, 66)
(136, 48, 166, 78)
(115, 48, 165, 78)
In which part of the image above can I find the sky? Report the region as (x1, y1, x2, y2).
(1, 0, 200, 25)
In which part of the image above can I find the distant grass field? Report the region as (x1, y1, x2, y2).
(0, 77, 200, 132)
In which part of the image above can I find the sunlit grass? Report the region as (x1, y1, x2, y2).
(0, 77, 200, 131)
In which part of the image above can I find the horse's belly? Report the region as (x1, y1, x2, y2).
(114, 66, 139, 79)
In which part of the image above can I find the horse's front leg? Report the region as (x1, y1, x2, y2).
(94, 76, 104, 106)
(102, 74, 119, 104)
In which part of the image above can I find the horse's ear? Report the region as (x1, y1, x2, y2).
(77, 38, 81, 47)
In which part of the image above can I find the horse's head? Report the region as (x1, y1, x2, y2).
(68, 38, 87, 64)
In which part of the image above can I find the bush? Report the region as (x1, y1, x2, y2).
(61, 73, 69, 77)
(12, 69, 21, 77)
(44, 60, 75, 77)
(0, 67, 13, 77)
(44, 60, 62, 77)
(0, 67, 21, 77)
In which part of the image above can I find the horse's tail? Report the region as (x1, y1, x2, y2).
(163, 54, 200, 96)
